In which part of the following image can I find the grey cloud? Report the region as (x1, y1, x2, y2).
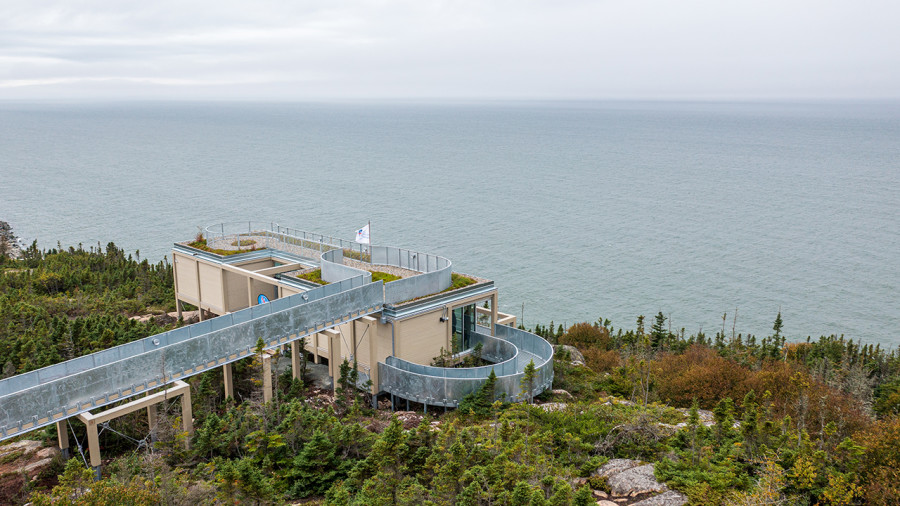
(1, 0, 898, 100)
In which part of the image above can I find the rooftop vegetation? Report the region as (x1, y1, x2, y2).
(296, 268, 327, 285)
(187, 234, 263, 257)
(369, 270, 401, 283)
(445, 272, 477, 292)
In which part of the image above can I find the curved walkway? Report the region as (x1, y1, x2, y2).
(0, 223, 553, 441)
(378, 324, 554, 408)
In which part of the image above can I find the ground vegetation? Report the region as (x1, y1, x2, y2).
(3, 243, 900, 505)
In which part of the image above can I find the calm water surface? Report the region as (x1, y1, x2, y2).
(0, 100, 897, 346)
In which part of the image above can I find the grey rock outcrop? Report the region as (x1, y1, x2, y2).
(595, 458, 642, 478)
(607, 464, 668, 496)
(554, 345, 585, 366)
(631, 490, 688, 506)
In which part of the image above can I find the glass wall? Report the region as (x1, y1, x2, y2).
(452, 304, 476, 352)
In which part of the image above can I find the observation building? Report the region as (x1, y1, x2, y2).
(0, 222, 554, 474)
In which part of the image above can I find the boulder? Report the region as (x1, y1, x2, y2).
(554, 345, 585, 366)
(538, 402, 567, 412)
(595, 458, 641, 478)
(607, 464, 668, 496)
(0, 440, 58, 479)
(631, 490, 688, 506)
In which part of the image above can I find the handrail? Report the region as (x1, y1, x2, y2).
(0, 278, 381, 439)
(0, 221, 532, 440)
(201, 223, 454, 303)
(377, 324, 554, 407)
(384, 333, 519, 378)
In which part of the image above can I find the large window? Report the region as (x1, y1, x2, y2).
(452, 304, 476, 352)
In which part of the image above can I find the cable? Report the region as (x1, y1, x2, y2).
(67, 419, 90, 468)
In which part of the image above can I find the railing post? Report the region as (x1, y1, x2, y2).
(56, 420, 69, 459)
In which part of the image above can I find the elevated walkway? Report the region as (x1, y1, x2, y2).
(0, 278, 381, 440)
(0, 223, 554, 442)
(378, 324, 554, 408)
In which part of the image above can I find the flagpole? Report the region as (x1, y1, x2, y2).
(368, 220, 372, 264)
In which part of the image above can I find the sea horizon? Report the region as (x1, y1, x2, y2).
(2, 99, 897, 347)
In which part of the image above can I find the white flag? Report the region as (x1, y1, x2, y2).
(355, 224, 370, 244)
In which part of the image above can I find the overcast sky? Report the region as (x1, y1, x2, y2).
(1, 0, 898, 101)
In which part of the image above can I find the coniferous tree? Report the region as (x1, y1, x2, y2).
(651, 311, 667, 349)
(521, 360, 537, 404)
(289, 429, 342, 497)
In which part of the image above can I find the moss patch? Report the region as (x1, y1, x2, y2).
(297, 269, 328, 285)
(370, 271, 401, 283)
(444, 273, 477, 292)
(187, 238, 263, 257)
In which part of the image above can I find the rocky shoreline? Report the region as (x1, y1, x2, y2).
(0, 221, 23, 260)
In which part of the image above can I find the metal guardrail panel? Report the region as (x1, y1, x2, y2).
(384, 333, 518, 379)
(321, 249, 372, 284)
(378, 325, 554, 407)
(202, 223, 454, 305)
(0, 282, 384, 440)
(0, 221, 530, 438)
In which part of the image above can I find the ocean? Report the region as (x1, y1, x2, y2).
(0, 100, 897, 346)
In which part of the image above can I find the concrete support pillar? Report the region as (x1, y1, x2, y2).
(262, 354, 273, 403)
(147, 404, 158, 442)
(180, 389, 193, 438)
(85, 418, 102, 470)
(56, 420, 70, 460)
(223, 363, 234, 399)
(326, 329, 341, 389)
(76, 381, 192, 479)
(491, 293, 499, 336)
(291, 340, 301, 381)
(367, 318, 378, 395)
(312, 333, 320, 364)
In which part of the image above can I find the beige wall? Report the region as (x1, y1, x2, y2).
(223, 270, 248, 312)
(248, 278, 277, 306)
(175, 252, 292, 315)
(393, 307, 450, 365)
(174, 253, 200, 304)
(198, 262, 224, 313)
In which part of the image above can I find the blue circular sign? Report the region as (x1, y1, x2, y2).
(257, 294, 269, 304)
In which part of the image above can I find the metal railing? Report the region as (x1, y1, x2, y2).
(375, 245, 452, 304)
(0, 276, 380, 440)
(0, 221, 534, 440)
(378, 324, 554, 408)
(321, 249, 372, 283)
(202, 223, 453, 304)
(204, 222, 372, 260)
